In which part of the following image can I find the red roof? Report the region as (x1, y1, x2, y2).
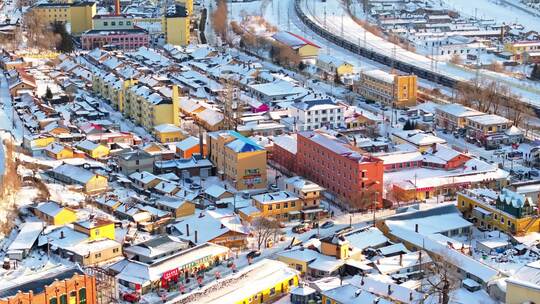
(286, 31, 320, 49)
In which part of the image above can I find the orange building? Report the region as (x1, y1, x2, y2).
(296, 131, 384, 210)
(0, 268, 97, 304)
(175, 136, 206, 158)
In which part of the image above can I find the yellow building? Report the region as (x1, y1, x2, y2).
(316, 54, 354, 76)
(50, 163, 109, 193)
(356, 69, 417, 108)
(504, 41, 540, 63)
(180, 259, 299, 304)
(124, 84, 180, 132)
(33, 1, 96, 34)
(155, 197, 195, 218)
(162, 4, 190, 46)
(154, 123, 187, 143)
(320, 235, 349, 259)
(23, 134, 55, 151)
(75, 140, 110, 159)
(34, 201, 78, 226)
(457, 189, 540, 236)
(506, 263, 540, 304)
(272, 31, 320, 59)
(207, 130, 267, 190)
(73, 218, 115, 241)
(251, 191, 302, 222)
(45, 143, 74, 159)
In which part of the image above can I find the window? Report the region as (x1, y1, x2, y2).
(291, 201, 296, 207)
(127, 21, 131, 25)
(284, 202, 288, 208)
(95, 253, 102, 258)
(103, 21, 108, 26)
(289, 278, 294, 286)
(111, 21, 116, 26)
(269, 288, 276, 296)
(79, 289, 86, 304)
(268, 204, 273, 211)
(50, 298, 58, 304)
(461, 201, 465, 206)
(60, 295, 67, 304)
(276, 204, 280, 209)
(119, 21, 124, 25)
(113, 248, 119, 253)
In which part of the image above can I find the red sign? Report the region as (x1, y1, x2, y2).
(162, 268, 179, 281)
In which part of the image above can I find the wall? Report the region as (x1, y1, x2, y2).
(506, 280, 540, 304)
(0, 273, 97, 304)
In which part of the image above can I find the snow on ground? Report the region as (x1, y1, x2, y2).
(46, 183, 86, 206)
(299, 0, 540, 105)
(435, 0, 540, 32)
(450, 288, 498, 304)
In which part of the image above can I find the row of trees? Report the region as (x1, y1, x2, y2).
(454, 78, 531, 126)
(230, 20, 301, 68)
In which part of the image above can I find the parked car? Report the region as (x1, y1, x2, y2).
(321, 221, 335, 229)
(247, 250, 261, 259)
(292, 223, 310, 234)
(398, 117, 406, 123)
(122, 293, 140, 303)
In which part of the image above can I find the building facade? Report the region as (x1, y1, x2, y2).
(457, 189, 540, 235)
(356, 69, 417, 108)
(288, 98, 346, 131)
(296, 131, 384, 209)
(162, 4, 190, 46)
(0, 269, 97, 304)
(207, 130, 267, 190)
(33, 1, 96, 34)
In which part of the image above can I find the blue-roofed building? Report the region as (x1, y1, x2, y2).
(207, 130, 267, 190)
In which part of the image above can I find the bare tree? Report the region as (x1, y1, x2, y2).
(449, 54, 463, 65)
(348, 188, 378, 212)
(421, 255, 460, 304)
(23, 10, 60, 50)
(251, 217, 280, 250)
(212, 0, 228, 42)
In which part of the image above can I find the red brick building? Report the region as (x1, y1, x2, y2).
(296, 131, 384, 210)
(272, 134, 298, 174)
(0, 268, 97, 304)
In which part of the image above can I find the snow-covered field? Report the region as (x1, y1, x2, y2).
(297, 0, 540, 105)
(437, 0, 540, 32)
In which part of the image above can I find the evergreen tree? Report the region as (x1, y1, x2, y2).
(45, 86, 53, 99)
(403, 120, 412, 130)
(53, 23, 74, 53)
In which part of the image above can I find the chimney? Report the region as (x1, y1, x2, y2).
(387, 285, 392, 295)
(186, 223, 190, 236)
(409, 291, 413, 301)
(195, 230, 198, 243)
(415, 224, 418, 233)
(399, 253, 403, 266)
(115, 0, 121, 16)
(432, 143, 437, 153)
(220, 223, 225, 229)
(60, 231, 65, 239)
(419, 251, 422, 263)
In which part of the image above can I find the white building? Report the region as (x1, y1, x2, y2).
(287, 97, 345, 131)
